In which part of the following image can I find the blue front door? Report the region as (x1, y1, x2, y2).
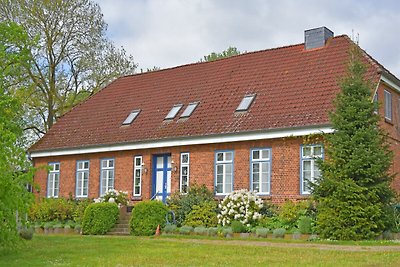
(152, 154, 171, 203)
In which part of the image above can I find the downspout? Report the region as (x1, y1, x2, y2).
(372, 75, 381, 103)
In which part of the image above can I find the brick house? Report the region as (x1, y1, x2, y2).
(29, 27, 400, 204)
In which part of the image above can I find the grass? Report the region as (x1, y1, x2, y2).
(0, 235, 399, 267)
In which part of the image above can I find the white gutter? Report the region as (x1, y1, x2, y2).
(381, 74, 400, 93)
(30, 126, 334, 158)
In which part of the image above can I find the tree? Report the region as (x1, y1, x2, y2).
(0, 21, 35, 250)
(0, 0, 137, 141)
(312, 47, 395, 240)
(200, 46, 241, 62)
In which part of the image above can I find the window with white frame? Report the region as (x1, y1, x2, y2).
(100, 159, 114, 196)
(47, 162, 60, 198)
(215, 151, 233, 195)
(384, 90, 392, 121)
(180, 153, 190, 193)
(76, 160, 89, 198)
(133, 156, 142, 196)
(301, 145, 323, 194)
(251, 148, 271, 194)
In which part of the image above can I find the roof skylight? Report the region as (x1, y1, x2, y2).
(180, 102, 199, 118)
(165, 104, 183, 120)
(236, 94, 256, 112)
(122, 109, 141, 125)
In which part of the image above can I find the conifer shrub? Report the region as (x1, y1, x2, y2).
(167, 184, 214, 226)
(82, 203, 119, 235)
(130, 200, 169, 236)
(183, 201, 218, 227)
(297, 216, 313, 234)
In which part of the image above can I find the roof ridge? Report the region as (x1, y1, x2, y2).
(121, 35, 350, 79)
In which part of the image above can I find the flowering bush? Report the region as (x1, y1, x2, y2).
(94, 189, 128, 207)
(217, 189, 263, 227)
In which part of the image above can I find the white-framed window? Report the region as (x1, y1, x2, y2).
(251, 148, 271, 194)
(100, 159, 114, 196)
(47, 162, 60, 198)
(301, 145, 323, 195)
(133, 156, 142, 196)
(384, 90, 392, 121)
(215, 151, 234, 195)
(76, 160, 89, 198)
(180, 153, 190, 193)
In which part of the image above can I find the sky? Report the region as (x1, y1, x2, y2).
(97, 0, 400, 77)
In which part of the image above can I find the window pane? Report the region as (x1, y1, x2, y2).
(102, 160, 107, 168)
(252, 163, 260, 173)
(253, 173, 259, 183)
(217, 153, 223, 162)
(224, 182, 232, 193)
(182, 166, 188, 175)
(135, 157, 141, 166)
(181, 154, 189, 164)
(157, 157, 163, 168)
(225, 164, 232, 175)
(261, 149, 270, 160)
(303, 146, 311, 157)
(108, 160, 114, 168)
(217, 165, 223, 175)
(165, 104, 183, 119)
(216, 184, 223, 193)
(180, 102, 199, 118)
(303, 161, 311, 171)
(84, 161, 89, 169)
(236, 95, 256, 111)
(216, 174, 223, 184)
(261, 181, 268, 193)
(252, 150, 260, 160)
(78, 162, 83, 170)
(225, 152, 232, 161)
(313, 146, 322, 157)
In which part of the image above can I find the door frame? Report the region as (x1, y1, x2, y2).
(152, 153, 171, 203)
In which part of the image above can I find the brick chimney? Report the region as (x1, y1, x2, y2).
(304, 27, 334, 50)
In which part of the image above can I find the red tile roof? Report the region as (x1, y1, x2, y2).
(30, 35, 381, 152)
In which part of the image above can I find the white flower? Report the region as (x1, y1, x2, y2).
(108, 197, 115, 203)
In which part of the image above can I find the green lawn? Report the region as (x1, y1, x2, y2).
(1, 235, 399, 267)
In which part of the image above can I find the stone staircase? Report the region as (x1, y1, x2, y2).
(107, 207, 131, 236)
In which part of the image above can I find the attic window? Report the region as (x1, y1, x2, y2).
(180, 102, 199, 118)
(236, 94, 256, 112)
(165, 104, 183, 120)
(122, 109, 141, 125)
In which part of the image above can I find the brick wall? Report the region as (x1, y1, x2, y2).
(33, 137, 312, 204)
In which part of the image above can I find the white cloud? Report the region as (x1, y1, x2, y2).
(97, 0, 400, 77)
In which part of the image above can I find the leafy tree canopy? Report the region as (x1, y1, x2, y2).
(0, 21, 35, 251)
(0, 0, 137, 143)
(200, 46, 241, 62)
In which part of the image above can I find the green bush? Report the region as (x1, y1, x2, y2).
(73, 199, 93, 223)
(231, 220, 246, 233)
(255, 227, 269, 238)
(278, 200, 311, 229)
(184, 201, 218, 228)
(163, 224, 177, 234)
(179, 225, 193, 235)
(207, 227, 218, 236)
(297, 216, 312, 234)
(19, 228, 34, 240)
(221, 227, 233, 237)
(272, 228, 286, 238)
(167, 184, 214, 226)
(29, 198, 75, 222)
(130, 200, 169, 236)
(193, 226, 208, 235)
(82, 203, 119, 235)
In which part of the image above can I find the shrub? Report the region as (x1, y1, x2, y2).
(82, 203, 119, 235)
(231, 220, 246, 233)
(29, 198, 75, 222)
(278, 200, 310, 229)
(19, 228, 34, 240)
(255, 227, 269, 238)
(272, 228, 286, 238)
(73, 199, 93, 223)
(163, 224, 177, 234)
(207, 227, 218, 236)
(194, 226, 208, 235)
(218, 189, 263, 227)
(259, 201, 278, 217)
(221, 227, 233, 237)
(184, 201, 218, 228)
(94, 189, 128, 207)
(167, 184, 214, 226)
(179, 225, 194, 235)
(297, 216, 312, 234)
(130, 200, 169, 236)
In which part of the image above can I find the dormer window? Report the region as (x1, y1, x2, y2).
(122, 109, 141, 125)
(180, 102, 199, 118)
(165, 104, 183, 120)
(236, 94, 256, 112)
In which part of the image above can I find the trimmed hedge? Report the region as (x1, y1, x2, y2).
(82, 203, 119, 235)
(130, 200, 169, 236)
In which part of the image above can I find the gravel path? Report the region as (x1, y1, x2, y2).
(159, 237, 400, 252)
